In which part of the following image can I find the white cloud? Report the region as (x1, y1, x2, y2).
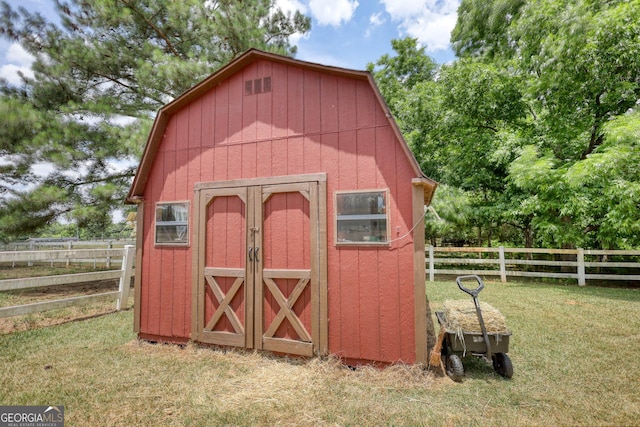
(308, 0, 359, 27)
(31, 162, 56, 179)
(365, 12, 385, 38)
(369, 12, 385, 27)
(6, 43, 34, 66)
(0, 64, 34, 86)
(380, 0, 460, 52)
(276, 0, 308, 15)
(107, 157, 138, 174)
(0, 43, 34, 86)
(381, 0, 427, 19)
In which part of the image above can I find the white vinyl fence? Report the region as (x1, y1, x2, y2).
(0, 245, 135, 318)
(427, 246, 640, 286)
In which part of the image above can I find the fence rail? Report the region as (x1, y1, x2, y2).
(1, 240, 136, 251)
(0, 246, 135, 318)
(1, 240, 136, 268)
(427, 246, 640, 285)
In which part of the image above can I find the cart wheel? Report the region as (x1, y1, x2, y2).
(445, 354, 464, 382)
(492, 353, 513, 378)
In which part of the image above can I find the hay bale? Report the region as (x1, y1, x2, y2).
(442, 299, 508, 334)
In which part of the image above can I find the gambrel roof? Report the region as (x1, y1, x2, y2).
(127, 48, 436, 203)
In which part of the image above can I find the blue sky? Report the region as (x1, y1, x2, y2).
(0, 0, 460, 85)
(288, 0, 460, 68)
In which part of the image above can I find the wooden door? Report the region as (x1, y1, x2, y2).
(255, 182, 318, 356)
(193, 175, 327, 357)
(196, 187, 252, 348)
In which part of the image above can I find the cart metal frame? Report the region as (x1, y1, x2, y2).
(436, 275, 513, 381)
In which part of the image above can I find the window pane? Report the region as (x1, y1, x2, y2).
(337, 218, 387, 243)
(336, 191, 386, 216)
(155, 202, 189, 245)
(336, 191, 388, 244)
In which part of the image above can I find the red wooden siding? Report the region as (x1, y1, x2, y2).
(138, 58, 421, 363)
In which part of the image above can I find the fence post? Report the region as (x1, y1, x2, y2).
(499, 246, 507, 283)
(28, 241, 33, 267)
(117, 245, 135, 310)
(428, 245, 435, 282)
(106, 241, 112, 269)
(577, 248, 586, 286)
(66, 241, 72, 267)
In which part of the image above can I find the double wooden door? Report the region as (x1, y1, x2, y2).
(193, 175, 326, 357)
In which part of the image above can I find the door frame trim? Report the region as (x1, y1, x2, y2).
(194, 173, 327, 191)
(191, 173, 328, 355)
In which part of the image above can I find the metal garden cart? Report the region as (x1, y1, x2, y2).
(435, 275, 513, 382)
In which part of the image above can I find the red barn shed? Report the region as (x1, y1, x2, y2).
(127, 49, 437, 366)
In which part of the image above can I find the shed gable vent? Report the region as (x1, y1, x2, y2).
(244, 77, 272, 95)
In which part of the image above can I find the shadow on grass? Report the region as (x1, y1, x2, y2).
(1, 307, 131, 335)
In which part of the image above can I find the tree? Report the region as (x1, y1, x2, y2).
(507, 0, 640, 248)
(366, 38, 438, 104)
(580, 110, 640, 249)
(0, 0, 310, 241)
(435, 59, 531, 246)
(367, 38, 443, 180)
(369, 39, 529, 246)
(373, 1, 640, 249)
(451, 0, 526, 59)
(424, 185, 475, 246)
(510, 110, 640, 249)
(448, 0, 640, 248)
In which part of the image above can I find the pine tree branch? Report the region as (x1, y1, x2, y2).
(69, 60, 167, 105)
(118, 0, 181, 58)
(50, 170, 135, 190)
(70, 61, 134, 93)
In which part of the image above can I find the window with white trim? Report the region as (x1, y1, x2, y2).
(155, 202, 189, 245)
(335, 190, 389, 245)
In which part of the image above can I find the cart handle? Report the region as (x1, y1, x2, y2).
(456, 274, 492, 358)
(455, 275, 485, 298)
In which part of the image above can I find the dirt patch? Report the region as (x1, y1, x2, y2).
(0, 302, 123, 334)
(1, 279, 119, 306)
(0, 279, 131, 334)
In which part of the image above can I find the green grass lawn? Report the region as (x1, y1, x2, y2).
(1, 280, 639, 426)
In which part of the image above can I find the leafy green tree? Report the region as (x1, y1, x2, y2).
(375, 1, 640, 249)
(424, 185, 475, 246)
(512, 0, 640, 161)
(366, 38, 443, 180)
(449, 0, 640, 249)
(38, 221, 77, 239)
(0, 0, 310, 241)
(451, 0, 526, 59)
(435, 59, 531, 246)
(369, 39, 529, 246)
(366, 38, 438, 104)
(507, 0, 640, 248)
(436, 59, 527, 189)
(580, 111, 640, 249)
